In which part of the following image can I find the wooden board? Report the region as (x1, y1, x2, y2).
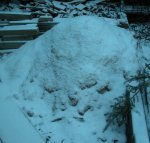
(0, 22, 9, 27)
(9, 18, 39, 25)
(0, 49, 16, 55)
(38, 22, 58, 32)
(0, 11, 33, 20)
(0, 24, 39, 36)
(2, 35, 34, 41)
(39, 16, 53, 22)
(0, 41, 27, 49)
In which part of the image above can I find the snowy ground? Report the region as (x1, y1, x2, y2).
(0, 16, 139, 143)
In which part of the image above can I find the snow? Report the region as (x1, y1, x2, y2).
(0, 16, 138, 143)
(0, 99, 44, 143)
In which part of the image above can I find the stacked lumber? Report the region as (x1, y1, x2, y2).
(0, 0, 125, 50)
(0, 12, 57, 50)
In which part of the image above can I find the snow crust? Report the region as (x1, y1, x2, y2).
(0, 99, 44, 143)
(0, 16, 138, 143)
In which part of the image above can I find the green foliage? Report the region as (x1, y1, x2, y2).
(103, 90, 134, 132)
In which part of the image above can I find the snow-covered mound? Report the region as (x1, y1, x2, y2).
(0, 16, 138, 143)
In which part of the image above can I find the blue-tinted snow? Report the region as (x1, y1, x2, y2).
(0, 16, 138, 143)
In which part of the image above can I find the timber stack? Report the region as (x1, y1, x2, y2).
(0, 11, 57, 50)
(0, 0, 124, 50)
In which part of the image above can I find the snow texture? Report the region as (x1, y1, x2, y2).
(0, 99, 44, 143)
(0, 16, 138, 143)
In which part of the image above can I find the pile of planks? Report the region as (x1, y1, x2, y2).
(0, 0, 126, 50)
(0, 11, 58, 50)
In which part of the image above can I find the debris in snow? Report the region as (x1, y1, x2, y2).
(97, 83, 112, 94)
(97, 137, 107, 142)
(44, 86, 59, 94)
(73, 116, 85, 122)
(79, 74, 97, 90)
(78, 105, 92, 116)
(27, 110, 34, 117)
(117, 21, 129, 29)
(68, 95, 79, 106)
(51, 117, 64, 122)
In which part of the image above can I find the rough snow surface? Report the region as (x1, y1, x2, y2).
(0, 99, 44, 143)
(0, 16, 138, 143)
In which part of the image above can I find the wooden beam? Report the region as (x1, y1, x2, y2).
(0, 11, 33, 20)
(0, 41, 28, 49)
(9, 18, 39, 25)
(39, 16, 53, 22)
(38, 22, 58, 32)
(0, 21, 9, 27)
(2, 35, 34, 41)
(0, 24, 39, 36)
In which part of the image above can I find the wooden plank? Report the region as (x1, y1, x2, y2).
(0, 49, 16, 54)
(32, 32, 45, 38)
(38, 22, 58, 32)
(0, 21, 9, 27)
(0, 11, 33, 20)
(0, 41, 27, 49)
(2, 35, 34, 41)
(39, 16, 53, 22)
(0, 24, 39, 36)
(9, 18, 39, 25)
